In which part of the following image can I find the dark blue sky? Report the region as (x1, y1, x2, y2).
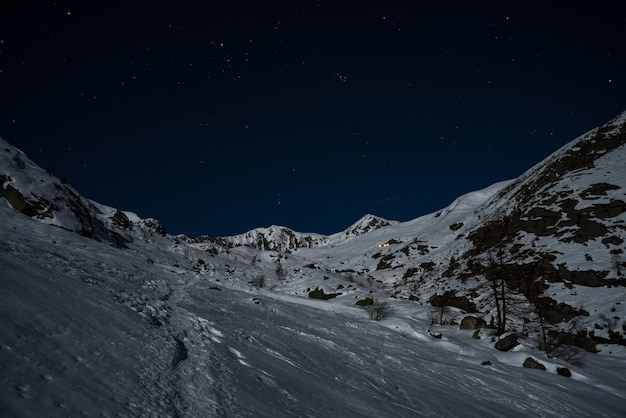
(1, 1, 625, 237)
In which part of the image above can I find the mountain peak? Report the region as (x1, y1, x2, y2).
(342, 213, 396, 238)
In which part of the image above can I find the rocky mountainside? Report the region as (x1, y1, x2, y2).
(0, 137, 167, 246)
(450, 111, 626, 347)
(289, 110, 626, 352)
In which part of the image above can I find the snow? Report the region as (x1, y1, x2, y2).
(1, 201, 626, 417)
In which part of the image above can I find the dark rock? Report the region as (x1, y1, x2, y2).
(376, 254, 394, 270)
(523, 357, 546, 370)
(449, 222, 463, 231)
(602, 235, 624, 246)
(495, 334, 519, 351)
(523, 207, 561, 235)
(403, 268, 420, 279)
(557, 265, 607, 287)
(355, 297, 374, 306)
(571, 217, 608, 243)
(429, 291, 478, 313)
(172, 336, 188, 368)
(420, 261, 436, 271)
(556, 367, 572, 377)
(580, 183, 620, 198)
(460, 315, 487, 330)
(110, 210, 133, 230)
(593, 199, 626, 218)
(472, 329, 481, 340)
(308, 288, 341, 300)
(481, 360, 492, 366)
(3, 184, 39, 216)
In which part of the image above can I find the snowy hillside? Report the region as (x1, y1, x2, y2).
(2, 111, 626, 417)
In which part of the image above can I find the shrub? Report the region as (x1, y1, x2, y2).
(536, 334, 585, 366)
(275, 261, 286, 280)
(366, 300, 393, 321)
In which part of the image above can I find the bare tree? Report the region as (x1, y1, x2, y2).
(487, 251, 507, 335)
(366, 300, 393, 321)
(612, 253, 624, 277)
(275, 261, 286, 280)
(428, 305, 451, 333)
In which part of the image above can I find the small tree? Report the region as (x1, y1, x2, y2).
(428, 305, 451, 332)
(487, 251, 508, 335)
(611, 253, 624, 277)
(366, 300, 393, 321)
(275, 261, 286, 280)
(533, 309, 585, 366)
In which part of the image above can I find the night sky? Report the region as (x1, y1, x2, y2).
(1, 2, 625, 237)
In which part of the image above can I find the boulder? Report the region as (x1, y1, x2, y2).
(309, 288, 341, 300)
(429, 291, 477, 313)
(556, 367, 571, 377)
(495, 334, 519, 351)
(355, 297, 374, 306)
(523, 357, 546, 370)
(460, 315, 487, 330)
(3, 184, 39, 216)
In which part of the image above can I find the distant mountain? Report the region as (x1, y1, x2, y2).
(191, 224, 328, 252)
(189, 214, 395, 253)
(1, 111, 626, 416)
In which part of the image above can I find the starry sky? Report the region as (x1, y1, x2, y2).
(1, 1, 625, 237)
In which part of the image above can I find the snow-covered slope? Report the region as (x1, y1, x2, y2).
(2, 202, 625, 417)
(2, 111, 626, 417)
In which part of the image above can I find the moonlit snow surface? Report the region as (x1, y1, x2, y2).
(1, 200, 625, 417)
